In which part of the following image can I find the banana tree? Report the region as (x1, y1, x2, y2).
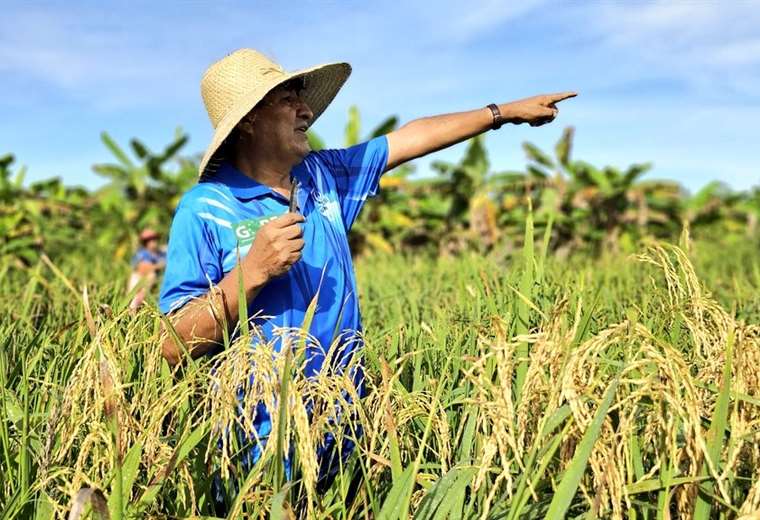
(92, 128, 196, 257)
(0, 154, 38, 267)
(683, 181, 750, 241)
(0, 155, 95, 267)
(429, 135, 512, 253)
(518, 127, 682, 253)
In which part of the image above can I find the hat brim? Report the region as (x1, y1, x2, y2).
(199, 61, 351, 177)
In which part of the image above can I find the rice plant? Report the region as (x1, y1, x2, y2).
(2, 225, 760, 518)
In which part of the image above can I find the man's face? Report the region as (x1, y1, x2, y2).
(241, 80, 314, 164)
(145, 238, 159, 252)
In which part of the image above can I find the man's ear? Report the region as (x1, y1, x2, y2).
(238, 116, 255, 136)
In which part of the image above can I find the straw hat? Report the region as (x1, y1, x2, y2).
(199, 48, 351, 176)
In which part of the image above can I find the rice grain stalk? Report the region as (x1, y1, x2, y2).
(638, 243, 760, 513)
(203, 326, 368, 515)
(460, 248, 732, 516)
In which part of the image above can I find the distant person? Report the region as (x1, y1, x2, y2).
(159, 48, 575, 499)
(128, 228, 166, 310)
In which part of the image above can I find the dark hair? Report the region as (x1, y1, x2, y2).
(216, 126, 240, 163)
(278, 76, 306, 95)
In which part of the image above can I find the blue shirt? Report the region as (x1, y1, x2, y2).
(131, 248, 165, 267)
(159, 135, 388, 378)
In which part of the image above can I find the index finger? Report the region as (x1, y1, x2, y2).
(273, 212, 305, 227)
(546, 91, 578, 104)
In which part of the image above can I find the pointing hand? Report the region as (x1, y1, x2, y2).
(500, 92, 577, 127)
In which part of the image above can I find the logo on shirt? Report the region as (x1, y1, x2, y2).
(234, 215, 279, 246)
(314, 192, 343, 225)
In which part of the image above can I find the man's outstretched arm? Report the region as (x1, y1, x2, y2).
(384, 92, 577, 171)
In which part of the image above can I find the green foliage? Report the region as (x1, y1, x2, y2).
(0, 131, 197, 268)
(507, 126, 686, 254)
(4, 113, 760, 268)
(314, 118, 758, 258)
(3, 234, 760, 518)
(92, 129, 196, 254)
(0, 154, 93, 268)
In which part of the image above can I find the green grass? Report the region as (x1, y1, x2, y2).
(2, 231, 760, 519)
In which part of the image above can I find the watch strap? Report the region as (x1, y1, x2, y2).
(487, 103, 505, 130)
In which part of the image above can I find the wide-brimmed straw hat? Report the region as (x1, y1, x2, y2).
(198, 48, 351, 176)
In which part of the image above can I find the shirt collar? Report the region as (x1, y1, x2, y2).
(211, 160, 314, 202)
(211, 162, 275, 200)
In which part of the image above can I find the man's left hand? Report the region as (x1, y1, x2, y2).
(501, 92, 577, 127)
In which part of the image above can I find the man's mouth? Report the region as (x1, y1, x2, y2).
(295, 123, 309, 134)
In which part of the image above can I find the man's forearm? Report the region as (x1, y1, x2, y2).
(161, 264, 266, 366)
(385, 106, 494, 170)
(384, 92, 576, 171)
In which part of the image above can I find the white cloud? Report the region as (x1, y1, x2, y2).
(705, 38, 760, 67)
(0, 9, 92, 88)
(0, 3, 242, 110)
(584, 0, 760, 95)
(419, 0, 548, 43)
(598, 1, 723, 45)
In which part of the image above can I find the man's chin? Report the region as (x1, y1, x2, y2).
(294, 141, 311, 159)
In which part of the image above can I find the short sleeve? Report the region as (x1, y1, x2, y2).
(313, 135, 389, 231)
(158, 204, 223, 314)
(131, 249, 151, 267)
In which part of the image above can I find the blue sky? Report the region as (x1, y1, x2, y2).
(2, 0, 759, 193)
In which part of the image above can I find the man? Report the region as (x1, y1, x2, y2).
(128, 228, 165, 310)
(159, 48, 574, 487)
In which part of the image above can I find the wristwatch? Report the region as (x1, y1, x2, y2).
(487, 103, 505, 130)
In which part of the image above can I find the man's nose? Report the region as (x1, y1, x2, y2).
(297, 100, 314, 124)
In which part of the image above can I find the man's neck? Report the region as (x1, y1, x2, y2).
(233, 149, 296, 193)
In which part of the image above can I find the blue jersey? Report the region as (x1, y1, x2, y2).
(131, 248, 165, 267)
(159, 135, 388, 375)
(160, 135, 387, 486)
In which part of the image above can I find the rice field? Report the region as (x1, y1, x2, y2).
(3, 226, 760, 519)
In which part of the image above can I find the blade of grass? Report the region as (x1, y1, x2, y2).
(508, 406, 573, 520)
(545, 376, 620, 519)
(515, 198, 534, 402)
(134, 424, 209, 510)
(379, 356, 453, 520)
(693, 327, 734, 518)
(536, 211, 554, 284)
(274, 288, 319, 492)
(270, 483, 294, 520)
(236, 249, 249, 338)
(108, 442, 142, 518)
(414, 466, 477, 520)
